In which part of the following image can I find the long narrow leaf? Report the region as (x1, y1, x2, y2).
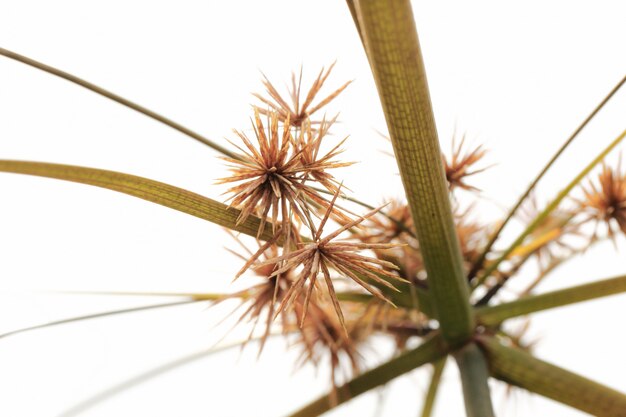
(354, 0, 473, 346)
(0, 47, 239, 159)
(479, 336, 626, 416)
(477, 274, 626, 326)
(289, 333, 447, 417)
(0, 160, 275, 240)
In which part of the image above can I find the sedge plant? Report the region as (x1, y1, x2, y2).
(1, 1, 626, 416)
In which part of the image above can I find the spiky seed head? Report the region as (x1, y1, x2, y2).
(253, 63, 352, 128)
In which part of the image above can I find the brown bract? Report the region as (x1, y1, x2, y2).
(579, 162, 626, 238)
(253, 63, 352, 128)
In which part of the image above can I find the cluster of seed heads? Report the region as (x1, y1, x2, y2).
(217, 65, 626, 390)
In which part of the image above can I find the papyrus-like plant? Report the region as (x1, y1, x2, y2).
(1, 1, 626, 416)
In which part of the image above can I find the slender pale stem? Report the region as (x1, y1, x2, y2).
(0, 300, 206, 340)
(57, 337, 272, 417)
(468, 74, 626, 280)
(354, 0, 473, 346)
(454, 343, 495, 417)
(477, 274, 626, 326)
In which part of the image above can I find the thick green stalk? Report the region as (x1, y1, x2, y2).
(419, 358, 446, 417)
(289, 333, 447, 417)
(479, 336, 626, 416)
(477, 274, 626, 326)
(454, 343, 495, 417)
(354, 0, 473, 346)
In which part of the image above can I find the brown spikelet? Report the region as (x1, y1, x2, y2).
(443, 133, 490, 192)
(253, 63, 352, 128)
(222, 237, 296, 354)
(578, 160, 626, 239)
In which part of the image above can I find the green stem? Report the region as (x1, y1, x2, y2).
(454, 343, 495, 417)
(354, 0, 473, 346)
(0, 47, 239, 159)
(473, 127, 626, 290)
(289, 333, 447, 417)
(477, 274, 626, 326)
(419, 358, 446, 417)
(478, 336, 626, 416)
(468, 74, 626, 280)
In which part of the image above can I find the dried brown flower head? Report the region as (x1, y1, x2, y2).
(443, 133, 489, 192)
(579, 161, 626, 239)
(253, 188, 406, 332)
(253, 63, 352, 128)
(218, 109, 345, 237)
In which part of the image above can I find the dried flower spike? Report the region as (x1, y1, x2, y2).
(253, 63, 352, 127)
(579, 161, 626, 239)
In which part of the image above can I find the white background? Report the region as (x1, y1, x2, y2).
(1, 1, 626, 416)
